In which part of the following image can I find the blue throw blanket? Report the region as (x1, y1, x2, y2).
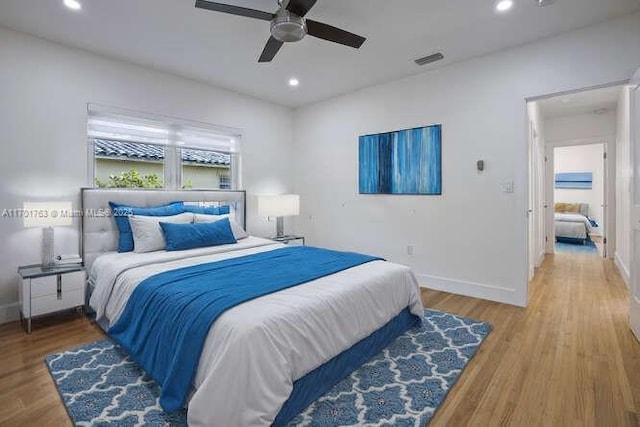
(108, 246, 383, 411)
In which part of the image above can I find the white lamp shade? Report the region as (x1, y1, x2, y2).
(23, 202, 73, 228)
(257, 194, 300, 217)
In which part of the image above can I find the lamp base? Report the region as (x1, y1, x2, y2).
(275, 216, 284, 238)
(42, 226, 55, 268)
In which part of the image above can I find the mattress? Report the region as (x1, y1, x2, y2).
(89, 236, 424, 426)
(554, 212, 592, 240)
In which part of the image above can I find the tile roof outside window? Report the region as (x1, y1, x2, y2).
(93, 139, 231, 166)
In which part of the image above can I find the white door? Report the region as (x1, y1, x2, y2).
(528, 119, 536, 280)
(602, 143, 608, 258)
(630, 77, 640, 342)
(544, 146, 555, 253)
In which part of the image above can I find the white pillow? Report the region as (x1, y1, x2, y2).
(129, 212, 194, 253)
(193, 213, 249, 240)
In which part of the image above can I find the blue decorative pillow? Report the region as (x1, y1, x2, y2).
(109, 201, 184, 252)
(160, 218, 237, 251)
(181, 205, 231, 215)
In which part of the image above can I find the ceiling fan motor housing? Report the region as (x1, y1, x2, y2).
(271, 11, 306, 42)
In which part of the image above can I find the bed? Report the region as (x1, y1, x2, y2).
(82, 188, 423, 426)
(554, 202, 593, 244)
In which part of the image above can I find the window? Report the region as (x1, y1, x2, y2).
(88, 105, 240, 190)
(218, 174, 231, 190)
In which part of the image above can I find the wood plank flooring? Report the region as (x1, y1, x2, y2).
(0, 249, 638, 426)
(426, 250, 640, 427)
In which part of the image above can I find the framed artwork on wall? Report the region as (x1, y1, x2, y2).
(359, 124, 442, 195)
(554, 172, 593, 189)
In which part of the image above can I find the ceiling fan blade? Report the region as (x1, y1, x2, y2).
(258, 36, 284, 62)
(195, 0, 274, 21)
(286, 0, 317, 17)
(306, 20, 366, 49)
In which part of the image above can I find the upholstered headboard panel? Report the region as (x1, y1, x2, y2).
(81, 188, 246, 272)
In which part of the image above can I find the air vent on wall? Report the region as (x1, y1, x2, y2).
(414, 52, 444, 66)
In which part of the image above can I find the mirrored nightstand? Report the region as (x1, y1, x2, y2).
(271, 235, 305, 246)
(18, 264, 86, 334)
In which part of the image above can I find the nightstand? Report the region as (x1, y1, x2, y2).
(271, 235, 305, 245)
(18, 264, 86, 334)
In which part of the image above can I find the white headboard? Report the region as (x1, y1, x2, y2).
(81, 188, 246, 271)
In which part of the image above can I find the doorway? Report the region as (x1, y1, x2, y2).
(527, 84, 627, 277)
(551, 143, 605, 256)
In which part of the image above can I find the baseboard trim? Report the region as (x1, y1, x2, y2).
(416, 274, 524, 307)
(0, 302, 20, 325)
(614, 252, 630, 289)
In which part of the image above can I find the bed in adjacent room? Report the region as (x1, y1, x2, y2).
(554, 202, 594, 244)
(82, 188, 423, 426)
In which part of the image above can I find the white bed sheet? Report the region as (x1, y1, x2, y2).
(554, 212, 592, 239)
(89, 237, 424, 426)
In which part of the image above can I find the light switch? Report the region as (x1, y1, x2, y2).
(502, 180, 514, 193)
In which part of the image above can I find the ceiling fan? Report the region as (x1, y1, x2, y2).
(194, 0, 366, 62)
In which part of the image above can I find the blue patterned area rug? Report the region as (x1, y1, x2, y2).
(46, 309, 491, 426)
(555, 239, 598, 254)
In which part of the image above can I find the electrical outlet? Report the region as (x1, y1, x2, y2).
(407, 244, 414, 256)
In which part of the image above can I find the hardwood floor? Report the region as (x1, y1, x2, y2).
(0, 249, 638, 426)
(426, 250, 640, 427)
(0, 312, 104, 426)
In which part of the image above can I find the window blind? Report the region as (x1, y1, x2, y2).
(87, 105, 240, 153)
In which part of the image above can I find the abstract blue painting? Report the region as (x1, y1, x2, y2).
(555, 172, 593, 189)
(359, 124, 442, 195)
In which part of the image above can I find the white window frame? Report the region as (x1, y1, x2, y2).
(87, 104, 242, 190)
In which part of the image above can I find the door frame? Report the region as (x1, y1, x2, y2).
(544, 137, 615, 257)
(630, 73, 640, 342)
(526, 103, 546, 281)
(525, 80, 631, 305)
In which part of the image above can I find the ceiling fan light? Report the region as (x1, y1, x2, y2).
(271, 12, 307, 42)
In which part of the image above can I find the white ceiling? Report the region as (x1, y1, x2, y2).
(537, 85, 623, 118)
(1, 0, 639, 107)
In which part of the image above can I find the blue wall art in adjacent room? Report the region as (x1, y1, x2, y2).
(359, 124, 442, 195)
(554, 172, 593, 189)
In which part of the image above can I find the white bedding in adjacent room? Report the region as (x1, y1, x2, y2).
(554, 212, 592, 227)
(89, 236, 424, 426)
(554, 212, 592, 239)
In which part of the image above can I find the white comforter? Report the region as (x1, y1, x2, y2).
(554, 212, 592, 239)
(89, 237, 424, 426)
(554, 212, 592, 227)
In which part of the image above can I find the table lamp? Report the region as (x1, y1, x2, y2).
(23, 201, 73, 268)
(257, 194, 299, 238)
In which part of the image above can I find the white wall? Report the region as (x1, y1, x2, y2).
(292, 12, 640, 307)
(545, 111, 617, 142)
(553, 144, 604, 230)
(615, 86, 631, 285)
(0, 27, 294, 323)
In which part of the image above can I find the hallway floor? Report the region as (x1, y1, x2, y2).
(423, 249, 640, 426)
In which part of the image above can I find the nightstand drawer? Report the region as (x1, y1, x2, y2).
(32, 288, 84, 316)
(31, 271, 84, 298)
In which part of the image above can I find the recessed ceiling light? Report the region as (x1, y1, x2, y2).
(63, 0, 82, 11)
(495, 0, 513, 12)
(288, 78, 299, 87)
